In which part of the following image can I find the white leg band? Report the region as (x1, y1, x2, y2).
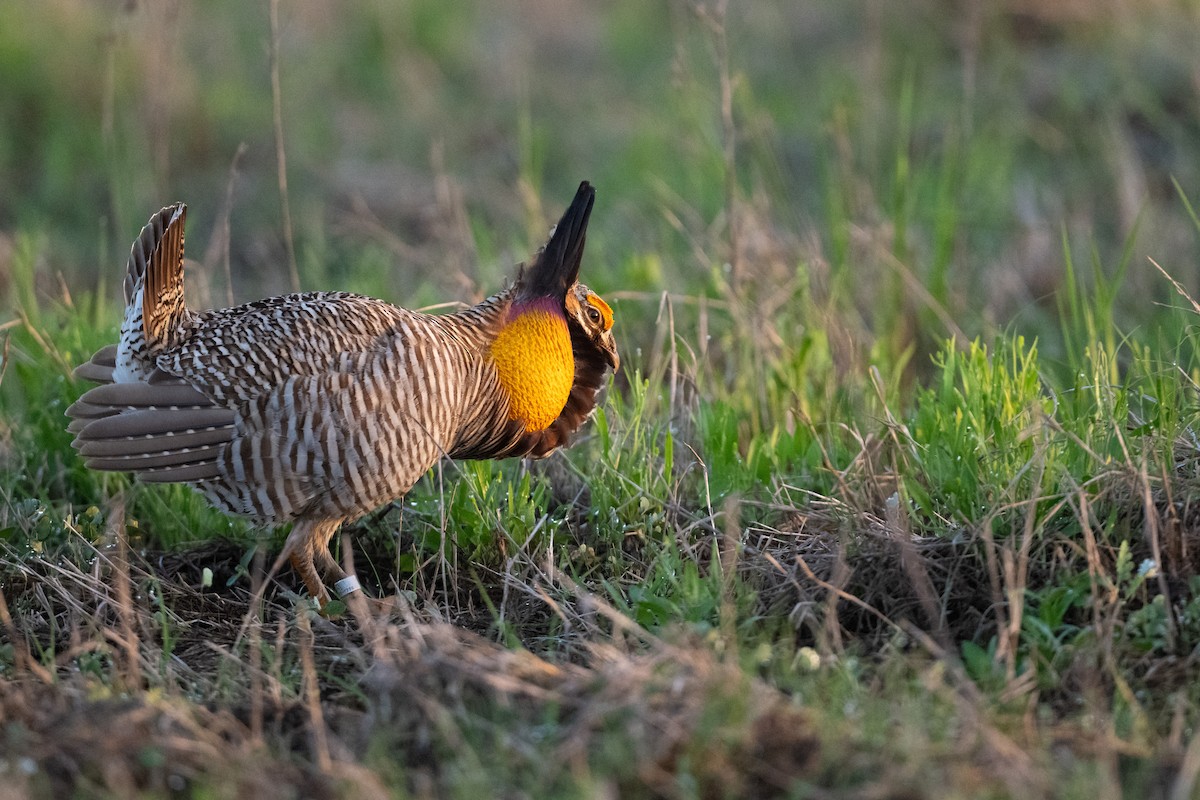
(334, 575, 362, 597)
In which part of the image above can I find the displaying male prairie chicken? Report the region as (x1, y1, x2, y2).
(67, 182, 618, 610)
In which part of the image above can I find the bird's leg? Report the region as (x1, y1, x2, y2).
(289, 549, 332, 609)
(274, 520, 333, 609)
(312, 525, 363, 601)
(311, 524, 400, 615)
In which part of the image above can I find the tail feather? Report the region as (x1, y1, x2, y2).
(65, 400, 120, 429)
(67, 417, 101, 434)
(69, 389, 235, 482)
(65, 378, 218, 437)
(73, 344, 118, 383)
(85, 444, 227, 471)
(126, 203, 188, 349)
(77, 425, 233, 457)
(71, 382, 217, 409)
(137, 461, 222, 483)
(74, 407, 235, 440)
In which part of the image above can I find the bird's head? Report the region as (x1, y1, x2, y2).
(490, 182, 619, 434)
(564, 282, 618, 372)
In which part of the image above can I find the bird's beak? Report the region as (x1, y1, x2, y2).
(601, 331, 620, 372)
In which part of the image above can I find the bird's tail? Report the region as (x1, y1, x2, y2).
(124, 203, 189, 350)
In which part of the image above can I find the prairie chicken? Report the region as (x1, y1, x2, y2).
(67, 182, 618, 609)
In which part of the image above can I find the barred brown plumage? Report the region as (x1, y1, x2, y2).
(67, 182, 619, 609)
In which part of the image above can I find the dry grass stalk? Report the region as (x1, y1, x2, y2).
(884, 490, 947, 644)
(296, 609, 332, 773)
(718, 495, 740, 657)
(107, 494, 141, 689)
(268, 0, 300, 293)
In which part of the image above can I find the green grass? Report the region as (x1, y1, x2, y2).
(4, 1, 1200, 797)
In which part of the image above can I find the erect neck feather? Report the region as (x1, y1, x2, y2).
(488, 297, 574, 433)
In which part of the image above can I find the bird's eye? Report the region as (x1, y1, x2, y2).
(586, 306, 601, 324)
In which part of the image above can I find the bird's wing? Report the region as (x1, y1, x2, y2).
(67, 369, 234, 482)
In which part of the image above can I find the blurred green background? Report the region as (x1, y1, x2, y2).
(3, 0, 1199, 368)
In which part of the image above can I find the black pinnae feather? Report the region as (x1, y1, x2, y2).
(524, 181, 595, 299)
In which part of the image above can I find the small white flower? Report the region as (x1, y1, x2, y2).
(797, 646, 821, 672)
